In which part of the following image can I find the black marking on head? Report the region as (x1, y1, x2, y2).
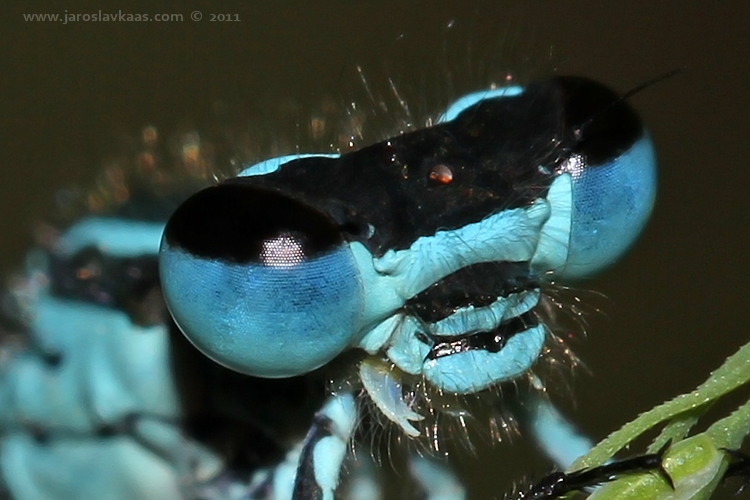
(427, 311, 539, 360)
(553, 76, 644, 166)
(237, 78, 645, 256)
(407, 262, 540, 323)
(163, 181, 345, 264)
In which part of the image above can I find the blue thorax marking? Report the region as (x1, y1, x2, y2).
(59, 217, 165, 258)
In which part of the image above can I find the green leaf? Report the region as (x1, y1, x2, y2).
(568, 339, 750, 499)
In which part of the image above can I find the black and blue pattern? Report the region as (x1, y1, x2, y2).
(0, 76, 656, 500)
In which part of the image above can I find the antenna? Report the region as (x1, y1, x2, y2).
(577, 67, 685, 136)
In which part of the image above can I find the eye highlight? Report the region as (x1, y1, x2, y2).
(260, 232, 306, 267)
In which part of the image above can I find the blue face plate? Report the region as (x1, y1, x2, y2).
(159, 76, 657, 434)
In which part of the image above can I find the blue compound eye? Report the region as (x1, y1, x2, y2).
(554, 77, 658, 279)
(159, 179, 365, 377)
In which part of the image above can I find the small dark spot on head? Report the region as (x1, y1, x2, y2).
(42, 350, 63, 368)
(415, 332, 432, 345)
(29, 426, 49, 445)
(96, 424, 119, 437)
(337, 220, 370, 239)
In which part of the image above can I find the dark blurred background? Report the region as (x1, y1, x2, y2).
(1, 1, 749, 498)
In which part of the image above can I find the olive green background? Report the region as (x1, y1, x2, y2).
(1, 2, 749, 498)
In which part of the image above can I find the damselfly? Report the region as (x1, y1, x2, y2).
(0, 75, 657, 500)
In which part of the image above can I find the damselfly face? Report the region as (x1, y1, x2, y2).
(160, 76, 656, 436)
(0, 73, 657, 500)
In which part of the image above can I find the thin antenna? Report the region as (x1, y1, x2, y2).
(620, 67, 686, 101)
(577, 67, 686, 136)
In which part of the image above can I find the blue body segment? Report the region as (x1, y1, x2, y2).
(0, 218, 222, 500)
(12, 297, 178, 427)
(525, 395, 595, 470)
(2, 433, 185, 500)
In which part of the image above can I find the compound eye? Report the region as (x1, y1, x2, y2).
(159, 180, 365, 377)
(555, 77, 658, 278)
(560, 139, 657, 278)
